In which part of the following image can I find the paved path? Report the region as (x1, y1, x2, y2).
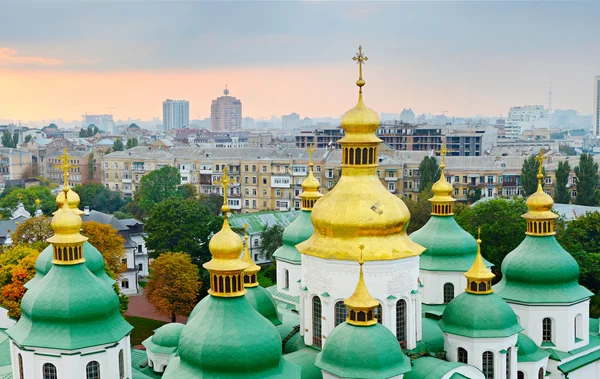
(125, 288, 189, 323)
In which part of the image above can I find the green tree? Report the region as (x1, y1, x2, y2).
(554, 160, 571, 204)
(134, 166, 181, 215)
(126, 138, 139, 149)
(145, 198, 222, 263)
(0, 186, 57, 216)
(11, 216, 52, 250)
(258, 224, 284, 260)
(574, 153, 599, 206)
(12, 133, 18, 148)
(1, 131, 15, 148)
(455, 198, 528, 277)
(467, 187, 482, 204)
(73, 183, 125, 214)
(521, 154, 545, 196)
(559, 143, 576, 156)
(112, 138, 124, 152)
(24, 135, 32, 143)
(405, 189, 434, 234)
(177, 183, 197, 200)
(418, 156, 439, 192)
(199, 194, 225, 216)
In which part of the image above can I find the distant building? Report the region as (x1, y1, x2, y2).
(210, 87, 242, 132)
(295, 126, 344, 148)
(594, 75, 600, 138)
(46, 149, 100, 187)
(504, 105, 550, 139)
(84, 114, 115, 134)
(162, 99, 190, 132)
(400, 108, 416, 124)
(282, 113, 301, 130)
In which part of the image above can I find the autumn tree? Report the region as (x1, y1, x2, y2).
(521, 154, 545, 196)
(11, 216, 52, 250)
(554, 160, 571, 204)
(258, 224, 284, 260)
(145, 252, 200, 322)
(133, 166, 181, 216)
(81, 221, 126, 275)
(0, 245, 40, 318)
(574, 153, 599, 206)
(418, 156, 439, 193)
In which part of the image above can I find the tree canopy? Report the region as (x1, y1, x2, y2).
(1, 131, 18, 148)
(126, 138, 139, 149)
(81, 221, 126, 276)
(145, 252, 200, 322)
(521, 154, 545, 196)
(73, 183, 125, 214)
(0, 185, 57, 217)
(574, 153, 599, 206)
(133, 166, 181, 216)
(554, 160, 571, 204)
(79, 125, 99, 138)
(418, 156, 439, 192)
(112, 138, 124, 152)
(258, 224, 284, 260)
(0, 245, 40, 318)
(11, 216, 53, 250)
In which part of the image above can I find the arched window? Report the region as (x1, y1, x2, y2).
(86, 361, 100, 379)
(457, 347, 468, 363)
(518, 372, 525, 379)
(18, 354, 24, 379)
(396, 299, 407, 348)
(443, 283, 454, 304)
(119, 350, 125, 379)
(334, 301, 348, 326)
(482, 351, 494, 379)
(575, 313, 583, 341)
(121, 279, 129, 289)
(542, 318, 552, 343)
(538, 367, 544, 379)
(43, 363, 57, 379)
(312, 296, 322, 348)
(283, 269, 289, 289)
(375, 303, 382, 324)
(506, 347, 511, 379)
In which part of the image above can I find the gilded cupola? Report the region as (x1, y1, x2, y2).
(464, 229, 494, 295)
(297, 46, 424, 261)
(203, 167, 248, 297)
(429, 145, 456, 216)
(241, 224, 260, 288)
(300, 145, 323, 210)
(344, 245, 380, 326)
(522, 150, 557, 236)
(54, 148, 84, 215)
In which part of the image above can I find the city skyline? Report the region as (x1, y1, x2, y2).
(1, 2, 599, 123)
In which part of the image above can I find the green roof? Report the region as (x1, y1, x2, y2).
(404, 357, 471, 379)
(558, 348, 600, 374)
(438, 292, 523, 338)
(516, 333, 550, 363)
(142, 323, 185, 355)
(315, 322, 411, 379)
(230, 210, 301, 235)
(273, 211, 313, 263)
(163, 295, 301, 378)
(245, 286, 282, 326)
(131, 350, 163, 379)
(411, 215, 492, 271)
(7, 262, 132, 350)
(284, 347, 322, 379)
(496, 236, 593, 304)
(546, 334, 600, 362)
(0, 331, 11, 369)
(266, 284, 300, 308)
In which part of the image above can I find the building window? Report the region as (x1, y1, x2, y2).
(457, 347, 468, 364)
(538, 367, 544, 379)
(334, 301, 348, 327)
(121, 279, 129, 289)
(443, 283, 454, 304)
(18, 354, 24, 379)
(396, 299, 407, 348)
(482, 351, 494, 379)
(518, 372, 525, 379)
(375, 303, 382, 324)
(542, 318, 552, 343)
(119, 350, 125, 379)
(43, 363, 57, 379)
(575, 314, 583, 340)
(312, 296, 322, 348)
(506, 347, 511, 379)
(86, 361, 100, 379)
(283, 269, 289, 289)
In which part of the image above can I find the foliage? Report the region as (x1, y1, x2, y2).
(554, 160, 571, 204)
(455, 198, 528, 277)
(113, 211, 134, 219)
(11, 216, 52, 250)
(145, 252, 200, 322)
(0, 185, 57, 216)
(405, 189, 434, 234)
(559, 143, 576, 156)
(124, 316, 167, 346)
(0, 245, 40, 318)
(73, 183, 125, 214)
(79, 125, 99, 138)
(144, 197, 222, 263)
(133, 166, 181, 216)
(177, 183, 198, 200)
(418, 156, 439, 193)
(112, 138, 124, 152)
(574, 153, 599, 206)
(24, 135, 32, 143)
(258, 224, 284, 260)
(126, 138, 139, 149)
(81, 221, 126, 275)
(467, 187, 482, 204)
(199, 194, 225, 216)
(521, 154, 545, 196)
(87, 151, 94, 180)
(260, 264, 277, 286)
(1, 131, 18, 148)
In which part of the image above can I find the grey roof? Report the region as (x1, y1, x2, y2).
(81, 210, 130, 231)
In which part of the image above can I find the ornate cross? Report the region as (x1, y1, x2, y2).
(54, 148, 76, 188)
(307, 144, 315, 165)
(437, 144, 448, 166)
(352, 46, 368, 85)
(215, 166, 235, 204)
(535, 149, 547, 176)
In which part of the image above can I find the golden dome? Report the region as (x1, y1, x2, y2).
(523, 150, 557, 224)
(47, 189, 87, 248)
(242, 234, 260, 275)
(464, 232, 495, 294)
(207, 218, 245, 264)
(302, 169, 321, 193)
(35, 198, 41, 206)
(300, 146, 324, 210)
(344, 245, 380, 326)
(340, 93, 380, 137)
(56, 188, 84, 215)
(428, 146, 456, 216)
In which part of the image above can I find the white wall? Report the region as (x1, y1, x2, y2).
(420, 270, 466, 305)
(445, 334, 518, 379)
(276, 260, 301, 297)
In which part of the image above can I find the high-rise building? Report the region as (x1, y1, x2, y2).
(84, 114, 115, 134)
(282, 112, 301, 130)
(594, 75, 600, 138)
(162, 99, 190, 132)
(210, 87, 242, 132)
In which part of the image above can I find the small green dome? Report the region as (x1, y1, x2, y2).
(411, 216, 491, 271)
(163, 296, 300, 378)
(25, 244, 54, 289)
(315, 323, 411, 379)
(438, 292, 523, 338)
(7, 263, 132, 350)
(273, 211, 313, 263)
(516, 333, 550, 362)
(143, 323, 184, 355)
(245, 286, 281, 326)
(496, 236, 593, 304)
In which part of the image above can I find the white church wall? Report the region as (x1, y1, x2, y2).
(419, 269, 466, 305)
(146, 350, 172, 373)
(517, 359, 548, 379)
(276, 260, 301, 297)
(443, 366, 485, 379)
(0, 307, 15, 329)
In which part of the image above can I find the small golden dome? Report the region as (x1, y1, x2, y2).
(464, 232, 495, 294)
(344, 245, 380, 326)
(56, 188, 84, 216)
(208, 219, 243, 261)
(431, 176, 454, 198)
(242, 234, 260, 275)
(340, 93, 380, 136)
(302, 170, 321, 193)
(47, 189, 87, 247)
(523, 150, 557, 223)
(35, 198, 41, 206)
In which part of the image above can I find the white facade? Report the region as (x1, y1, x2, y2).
(146, 349, 172, 373)
(276, 260, 302, 298)
(445, 334, 518, 379)
(300, 255, 422, 350)
(517, 357, 549, 379)
(10, 336, 131, 379)
(322, 372, 403, 379)
(420, 270, 467, 305)
(505, 105, 550, 139)
(163, 99, 190, 132)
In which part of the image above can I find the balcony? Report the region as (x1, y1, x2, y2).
(503, 182, 517, 187)
(271, 176, 291, 188)
(122, 176, 132, 184)
(384, 176, 398, 182)
(132, 166, 145, 173)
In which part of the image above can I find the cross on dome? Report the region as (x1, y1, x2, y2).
(535, 149, 547, 182)
(437, 144, 449, 168)
(55, 148, 76, 189)
(214, 167, 235, 214)
(352, 46, 368, 90)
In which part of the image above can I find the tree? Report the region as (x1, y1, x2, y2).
(559, 144, 576, 156)
(521, 154, 545, 196)
(574, 153, 599, 206)
(80, 125, 99, 138)
(24, 135, 32, 143)
(126, 138, 139, 149)
(418, 156, 439, 193)
(455, 198, 528, 277)
(12, 132, 18, 147)
(73, 183, 125, 214)
(555, 160, 571, 204)
(81, 221, 126, 275)
(467, 187, 482, 204)
(112, 139, 124, 152)
(404, 189, 434, 234)
(177, 183, 197, 200)
(145, 252, 200, 322)
(0, 245, 40, 318)
(11, 216, 53, 250)
(0, 185, 57, 216)
(133, 166, 181, 215)
(1, 131, 15, 148)
(199, 194, 225, 216)
(145, 198, 222, 263)
(258, 224, 284, 260)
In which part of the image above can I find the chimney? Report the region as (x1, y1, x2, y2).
(84, 206, 90, 216)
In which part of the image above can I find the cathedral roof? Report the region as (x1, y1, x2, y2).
(244, 286, 281, 326)
(142, 323, 184, 355)
(273, 211, 314, 263)
(516, 333, 550, 363)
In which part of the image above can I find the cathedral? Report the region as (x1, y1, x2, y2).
(1, 47, 599, 379)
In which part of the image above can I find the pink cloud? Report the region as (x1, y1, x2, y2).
(0, 48, 63, 67)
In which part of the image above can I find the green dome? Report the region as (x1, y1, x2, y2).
(142, 323, 184, 355)
(315, 323, 411, 379)
(438, 291, 523, 338)
(273, 211, 313, 263)
(163, 296, 300, 379)
(7, 263, 132, 350)
(495, 236, 593, 304)
(411, 216, 491, 271)
(516, 333, 550, 362)
(245, 286, 281, 326)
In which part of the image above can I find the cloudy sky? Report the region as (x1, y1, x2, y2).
(0, 1, 599, 123)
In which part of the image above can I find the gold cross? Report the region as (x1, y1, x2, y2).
(477, 227, 481, 240)
(352, 46, 368, 87)
(307, 144, 315, 165)
(54, 148, 76, 188)
(437, 144, 448, 166)
(535, 149, 547, 176)
(214, 166, 236, 204)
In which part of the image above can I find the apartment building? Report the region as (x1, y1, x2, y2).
(295, 126, 344, 149)
(0, 148, 33, 190)
(46, 149, 100, 187)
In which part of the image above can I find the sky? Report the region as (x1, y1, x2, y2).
(0, 1, 599, 124)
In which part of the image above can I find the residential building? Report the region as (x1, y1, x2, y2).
(282, 112, 301, 130)
(247, 133, 273, 148)
(163, 99, 190, 132)
(46, 149, 100, 187)
(210, 87, 242, 132)
(594, 75, 600, 138)
(400, 108, 416, 124)
(0, 148, 33, 190)
(505, 105, 550, 139)
(295, 126, 344, 148)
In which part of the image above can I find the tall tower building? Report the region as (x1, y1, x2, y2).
(210, 86, 242, 132)
(594, 75, 600, 138)
(162, 99, 190, 132)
